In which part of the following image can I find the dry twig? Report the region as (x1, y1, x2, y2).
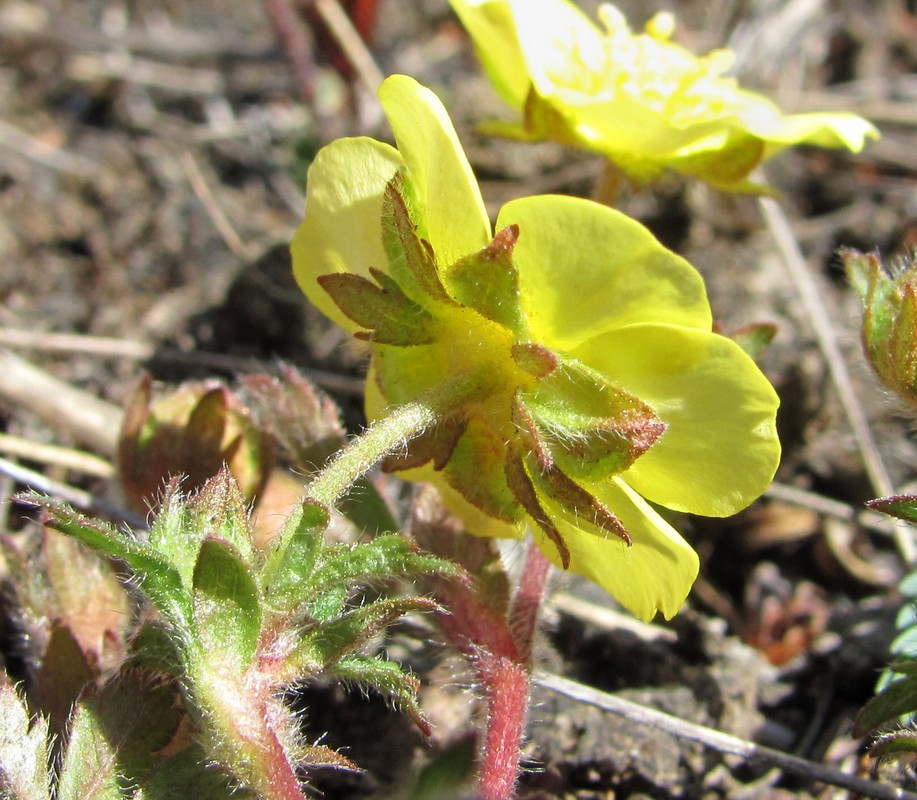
(535, 671, 917, 800)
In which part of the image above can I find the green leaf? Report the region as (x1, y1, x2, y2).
(192, 538, 262, 670)
(189, 470, 256, 564)
(19, 494, 189, 628)
(56, 702, 123, 800)
(0, 679, 50, 800)
(303, 536, 460, 615)
(333, 654, 429, 735)
(57, 671, 182, 800)
(261, 500, 330, 614)
(403, 734, 476, 800)
(144, 746, 247, 800)
(855, 673, 917, 735)
(290, 597, 437, 675)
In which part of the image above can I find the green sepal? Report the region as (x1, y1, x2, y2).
(260, 500, 330, 614)
(504, 450, 570, 569)
(318, 268, 438, 345)
(289, 597, 437, 677)
(18, 493, 190, 628)
(382, 173, 453, 308)
(192, 537, 262, 670)
(0, 678, 51, 800)
(511, 342, 557, 379)
(382, 417, 467, 473)
(516, 355, 666, 480)
(334, 654, 430, 736)
(867, 494, 917, 525)
(443, 224, 526, 336)
(440, 419, 519, 523)
(728, 322, 778, 360)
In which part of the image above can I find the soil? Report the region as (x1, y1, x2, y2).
(3, 0, 917, 797)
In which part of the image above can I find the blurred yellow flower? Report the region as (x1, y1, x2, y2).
(291, 75, 781, 620)
(450, 0, 878, 191)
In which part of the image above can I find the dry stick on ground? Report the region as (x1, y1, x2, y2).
(0, 328, 365, 397)
(0, 433, 113, 479)
(535, 671, 917, 800)
(0, 349, 121, 457)
(758, 193, 917, 566)
(179, 150, 253, 260)
(0, 119, 97, 177)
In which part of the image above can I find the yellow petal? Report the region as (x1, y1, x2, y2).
(449, 0, 531, 108)
(379, 75, 491, 264)
(495, 194, 711, 349)
(572, 323, 780, 516)
(291, 138, 402, 332)
(534, 476, 699, 621)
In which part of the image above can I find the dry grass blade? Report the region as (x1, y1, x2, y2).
(0, 350, 121, 457)
(757, 193, 916, 565)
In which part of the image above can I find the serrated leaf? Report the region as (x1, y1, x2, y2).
(333, 654, 429, 735)
(56, 704, 124, 800)
(855, 674, 917, 735)
(0, 679, 50, 800)
(57, 671, 182, 800)
(192, 538, 262, 669)
(150, 473, 256, 592)
(143, 746, 246, 800)
(304, 535, 461, 611)
(19, 494, 189, 628)
(290, 597, 437, 676)
(261, 500, 330, 613)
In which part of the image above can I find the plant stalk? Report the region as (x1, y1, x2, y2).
(306, 400, 436, 508)
(476, 540, 552, 799)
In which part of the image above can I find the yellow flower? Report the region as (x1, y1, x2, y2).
(291, 75, 781, 620)
(449, 0, 878, 191)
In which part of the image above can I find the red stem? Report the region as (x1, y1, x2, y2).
(436, 539, 551, 799)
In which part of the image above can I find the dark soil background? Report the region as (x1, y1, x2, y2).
(3, 0, 917, 797)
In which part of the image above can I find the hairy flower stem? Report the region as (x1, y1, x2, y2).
(306, 400, 437, 508)
(477, 541, 552, 799)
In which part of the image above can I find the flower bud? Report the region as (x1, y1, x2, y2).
(843, 248, 917, 409)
